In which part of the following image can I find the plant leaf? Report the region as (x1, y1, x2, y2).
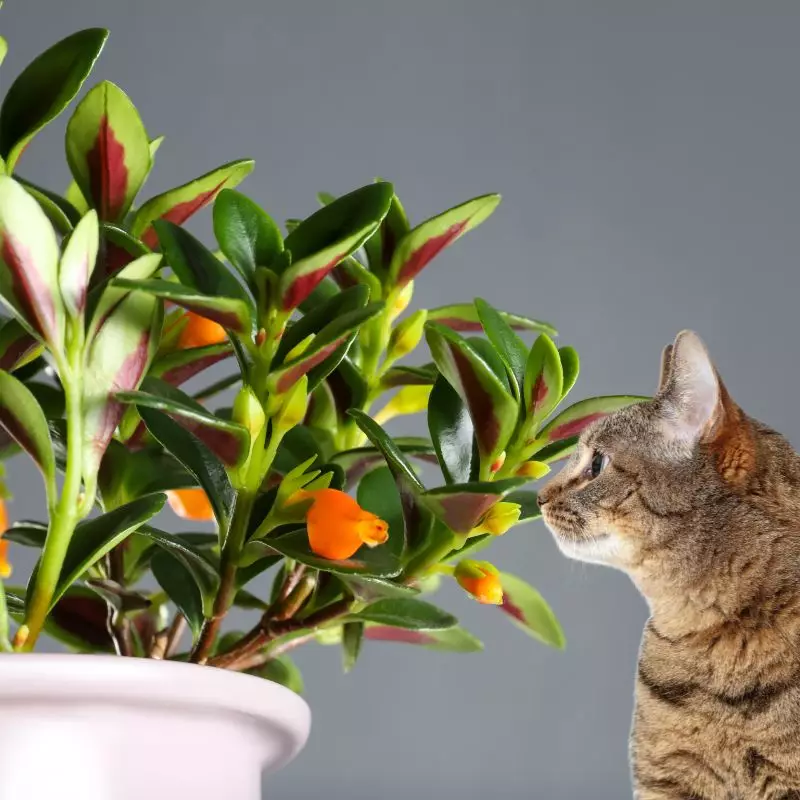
(425, 322, 517, 465)
(0, 176, 63, 347)
(499, 571, 565, 649)
(428, 303, 558, 336)
(113, 277, 251, 336)
(265, 528, 402, 578)
(59, 210, 99, 316)
(364, 624, 483, 653)
(65, 80, 150, 222)
(151, 342, 233, 388)
(475, 297, 528, 392)
(94, 223, 150, 283)
(533, 436, 579, 464)
(47, 494, 166, 608)
(420, 478, 525, 534)
(132, 159, 255, 248)
(16, 177, 80, 234)
(331, 441, 437, 488)
(559, 346, 580, 400)
(138, 405, 235, 530)
(250, 654, 304, 694)
(381, 364, 439, 389)
(362, 189, 409, 278)
(118, 377, 250, 468)
(341, 621, 363, 673)
(504, 490, 541, 522)
(357, 466, 405, 559)
(213, 188, 283, 284)
(353, 598, 456, 631)
(0, 29, 108, 172)
(278, 182, 393, 309)
(151, 549, 205, 637)
(428, 375, 476, 485)
(0, 369, 55, 497)
(83, 286, 162, 480)
(0, 317, 40, 372)
(538, 396, 649, 445)
(388, 194, 500, 288)
(523, 334, 563, 427)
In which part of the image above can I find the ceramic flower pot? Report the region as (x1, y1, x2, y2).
(0, 655, 310, 800)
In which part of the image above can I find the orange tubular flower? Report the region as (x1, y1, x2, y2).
(177, 311, 227, 350)
(454, 560, 503, 605)
(166, 488, 215, 522)
(0, 498, 11, 579)
(301, 489, 389, 560)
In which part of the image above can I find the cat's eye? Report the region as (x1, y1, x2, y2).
(588, 451, 610, 479)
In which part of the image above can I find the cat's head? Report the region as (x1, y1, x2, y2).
(538, 330, 794, 594)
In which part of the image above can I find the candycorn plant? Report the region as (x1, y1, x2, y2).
(0, 25, 646, 680)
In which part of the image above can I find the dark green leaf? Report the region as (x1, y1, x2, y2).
(500, 571, 565, 649)
(505, 490, 541, 522)
(249, 654, 304, 694)
(342, 621, 363, 673)
(428, 375, 476, 485)
(354, 598, 456, 631)
(151, 549, 205, 637)
(475, 298, 528, 393)
(357, 466, 405, 559)
(380, 364, 439, 389)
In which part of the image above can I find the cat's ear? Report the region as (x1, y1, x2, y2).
(658, 331, 719, 443)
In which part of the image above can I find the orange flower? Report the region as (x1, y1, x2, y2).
(0, 498, 11, 579)
(177, 311, 227, 350)
(166, 488, 215, 521)
(299, 488, 389, 560)
(454, 560, 503, 605)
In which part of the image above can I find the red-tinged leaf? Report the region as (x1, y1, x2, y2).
(59, 210, 99, 316)
(0, 176, 63, 347)
(523, 334, 563, 428)
(332, 440, 437, 489)
(66, 81, 151, 222)
(118, 378, 250, 468)
(388, 194, 501, 288)
(83, 288, 162, 480)
(152, 342, 233, 388)
(420, 478, 525, 534)
(428, 303, 558, 337)
(131, 160, 255, 248)
(0, 29, 108, 172)
(499, 571, 565, 649)
(361, 186, 410, 277)
(538, 396, 649, 446)
(425, 322, 517, 465)
(363, 624, 483, 653)
(278, 182, 393, 310)
(95, 224, 150, 283)
(0, 317, 40, 371)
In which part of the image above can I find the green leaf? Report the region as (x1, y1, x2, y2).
(425, 322, 517, 465)
(420, 478, 525, 534)
(92, 223, 150, 285)
(428, 303, 558, 337)
(0, 317, 40, 371)
(341, 621, 363, 673)
(65, 80, 150, 222)
(133, 525, 217, 581)
(559, 346, 580, 399)
(339, 575, 419, 602)
(47, 494, 166, 608)
(2, 522, 47, 548)
(381, 364, 439, 389)
(151, 341, 233, 388)
(269, 303, 382, 393)
(475, 298, 528, 393)
(499, 571, 565, 649)
(428, 375, 476, 485)
(250, 654, 304, 694)
(388, 194, 501, 288)
(213, 188, 283, 283)
(266, 528, 402, 578)
(538, 396, 649, 445)
(0, 176, 63, 347)
(523, 334, 563, 427)
(0, 29, 108, 172)
(151, 549, 205, 637)
(364, 624, 483, 653)
(279, 182, 393, 309)
(118, 378, 250, 468)
(59, 210, 99, 317)
(132, 159, 255, 248)
(362, 189, 409, 278)
(83, 286, 162, 480)
(327, 356, 368, 420)
(331, 441, 437, 488)
(533, 436, 579, 464)
(505, 490, 541, 522)
(357, 467, 405, 559)
(353, 598, 456, 631)
(138, 406, 235, 530)
(15, 177, 80, 235)
(113, 277, 251, 336)
(152, 221, 256, 329)
(0, 369, 55, 499)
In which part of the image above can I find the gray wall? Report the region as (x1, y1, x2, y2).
(3, 2, 800, 798)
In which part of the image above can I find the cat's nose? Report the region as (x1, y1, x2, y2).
(537, 489, 551, 508)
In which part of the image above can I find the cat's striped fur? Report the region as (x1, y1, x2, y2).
(538, 331, 800, 799)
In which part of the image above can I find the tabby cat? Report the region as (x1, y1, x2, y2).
(538, 331, 800, 799)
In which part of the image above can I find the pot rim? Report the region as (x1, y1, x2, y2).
(0, 654, 310, 769)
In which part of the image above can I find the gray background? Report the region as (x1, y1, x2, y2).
(2, 2, 799, 798)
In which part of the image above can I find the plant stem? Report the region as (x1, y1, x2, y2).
(0, 581, 12, 652)
(17, 363, 84, 652)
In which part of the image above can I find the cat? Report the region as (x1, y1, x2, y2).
(538, 330, 800, 800)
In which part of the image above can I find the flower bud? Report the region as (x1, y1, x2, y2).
(473, 501, 521, 537)
(515, 460, 551, 480)
(454, 560, 503, 605)
(388, 281, 414, 321)
(374, 385, 432, 425)
(387, 309, 427, 362)
(275, 375, 309, 432)
(232, 386, 266, 440)
(285, 333, 315, 363)
(0, 498, 11, 579)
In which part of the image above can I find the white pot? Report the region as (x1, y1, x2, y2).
(0, 655, 310, 800)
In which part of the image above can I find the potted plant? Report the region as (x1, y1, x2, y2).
(0, 22, 645, 800)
